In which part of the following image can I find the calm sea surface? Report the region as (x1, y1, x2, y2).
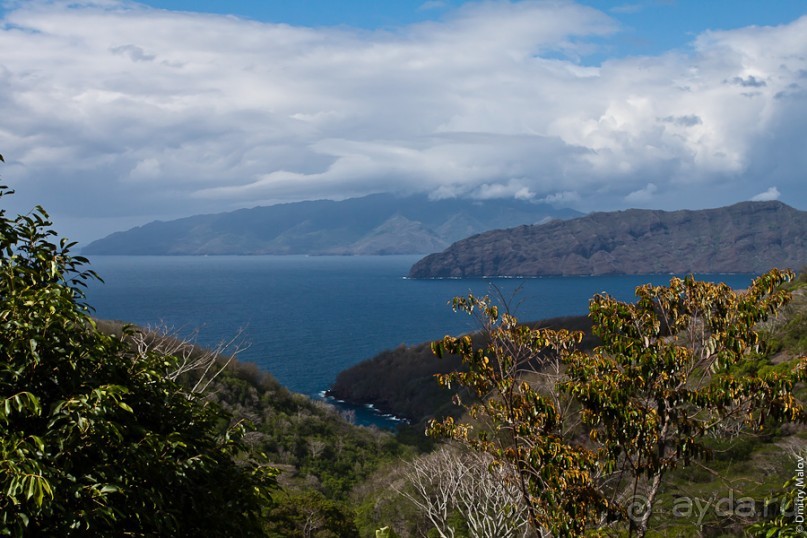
(83, 255, 754, 424)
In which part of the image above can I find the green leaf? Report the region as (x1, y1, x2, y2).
(26, 476, 36, 500)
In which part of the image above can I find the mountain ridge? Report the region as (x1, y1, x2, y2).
(82, 193, 581, 255)
(409, 201, 807, 277)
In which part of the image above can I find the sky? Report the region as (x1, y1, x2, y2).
(0, 0, 806, 243)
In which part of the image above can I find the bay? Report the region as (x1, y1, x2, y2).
(83, 255, 754, 422)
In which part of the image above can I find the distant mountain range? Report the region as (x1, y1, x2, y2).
(409, 201, 807, 278)
(81, 194, 581, 255)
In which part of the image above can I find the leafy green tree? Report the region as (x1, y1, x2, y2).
(0, 179, 278, 536)
(429, 271, 807, 537)
(564, 270, 806, 536)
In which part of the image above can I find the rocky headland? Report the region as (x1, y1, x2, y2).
(409, 201, 807, 278)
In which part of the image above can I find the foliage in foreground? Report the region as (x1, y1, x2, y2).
(428, 271, 807, 537)
(103, 320, 415, 501)
(0, 184, 278, 536)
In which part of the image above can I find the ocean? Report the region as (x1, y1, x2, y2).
(83, 255, 755, 426)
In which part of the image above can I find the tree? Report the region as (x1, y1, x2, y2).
(0, 181, 278, 536)
(429, 271, 807, 537)
(398, 444, 531, 538)
(127, 323, 247, 396)
(428, 295, 611, 537)
(564, 270, 806, 536)
(264, 490, 359, 538)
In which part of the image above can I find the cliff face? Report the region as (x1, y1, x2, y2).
(82, 193, 580, 256)
(409, 201, 807, 278)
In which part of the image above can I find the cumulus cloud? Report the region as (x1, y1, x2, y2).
(751, 187, 781, 202)
(0, 0, 805, 241)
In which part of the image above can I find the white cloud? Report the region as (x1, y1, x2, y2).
(470, 179, 534, 200)
(625, 182, 658, 204)
(750, 187, 781, 202)
(540, 190, 581, 205)
(0, 0, 805, 242)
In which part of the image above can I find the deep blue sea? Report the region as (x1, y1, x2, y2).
(83, 255, 755, 426)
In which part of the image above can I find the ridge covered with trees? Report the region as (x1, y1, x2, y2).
(328, 315, 599, 424)
(409, 201, 807, 277)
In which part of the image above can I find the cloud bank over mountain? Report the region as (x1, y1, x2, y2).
(0, 1, 805, 241)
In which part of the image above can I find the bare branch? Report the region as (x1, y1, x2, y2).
(127, 324, 249, 398)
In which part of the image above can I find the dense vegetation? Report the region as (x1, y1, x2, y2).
(341, 273, 807, 537)
(425, 272, 806, 537)
(96, 320, 416, 501)
(0, 158, 420, 536)
(0, 181, 277, 536)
